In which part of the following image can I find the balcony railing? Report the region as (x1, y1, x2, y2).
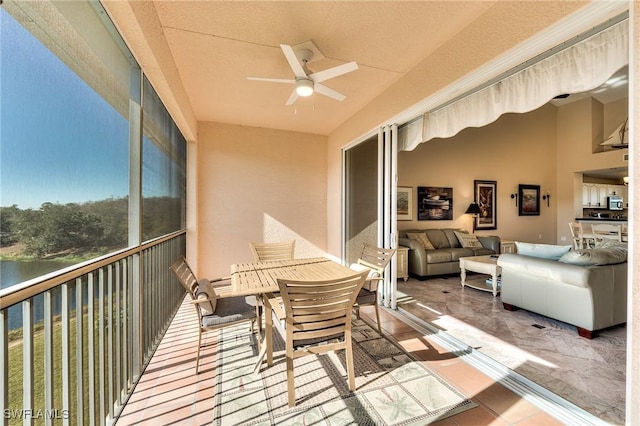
(0, 232, 186, 426)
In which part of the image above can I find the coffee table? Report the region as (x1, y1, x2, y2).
(459, 255, 501, 297)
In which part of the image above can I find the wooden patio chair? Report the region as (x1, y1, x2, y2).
(272, 270, 369, 407)
(170, 257, 258, 373)
(249, 240, 295, 261)
(349, 243, 396, 334)
(568, 222, 583, 249)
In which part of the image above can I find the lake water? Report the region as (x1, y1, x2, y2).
(1, 259, 77, 330)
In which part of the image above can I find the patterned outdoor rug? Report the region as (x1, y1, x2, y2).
(211, 319, 476, 425)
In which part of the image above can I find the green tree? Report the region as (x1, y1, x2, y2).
(0, 204, 20, 245)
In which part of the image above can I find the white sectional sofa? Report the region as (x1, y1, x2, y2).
(497, 242, 627, 339)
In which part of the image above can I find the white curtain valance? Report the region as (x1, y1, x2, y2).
(397, 117, 423, 153)
(404, 20, 628, 151)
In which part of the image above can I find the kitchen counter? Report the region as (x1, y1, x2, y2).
(575, 217, 627, 223)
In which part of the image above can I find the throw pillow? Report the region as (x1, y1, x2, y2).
(515, 242, 571, 260)
(196, 278, 217, 316)
(406, 232, 435, 250)
(454, 231, 483, 248)
(559, 247, 627, 266)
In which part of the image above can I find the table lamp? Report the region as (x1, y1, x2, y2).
(465, 202, 482, 233)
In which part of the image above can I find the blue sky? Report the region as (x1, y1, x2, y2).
(1, 9, 129, 209)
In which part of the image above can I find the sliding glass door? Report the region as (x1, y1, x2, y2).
(343, 125, 398, 308)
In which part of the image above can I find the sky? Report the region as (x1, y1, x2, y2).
(1, 9, 129, 209)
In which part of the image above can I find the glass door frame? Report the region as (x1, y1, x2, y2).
(341, 124, 399, 309)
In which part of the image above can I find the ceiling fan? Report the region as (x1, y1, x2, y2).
(247, 43, 358, 106)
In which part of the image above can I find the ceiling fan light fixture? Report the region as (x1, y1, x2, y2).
(295, 78, 314, 97)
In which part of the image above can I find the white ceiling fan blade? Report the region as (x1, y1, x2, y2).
(314, 83, 346, 102)
(247, 77, 295, 84)
(280, 44, 307, 78)
(309, 62, 358, 83)
(285, 89, 299, 106)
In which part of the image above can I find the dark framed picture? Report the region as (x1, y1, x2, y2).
(417, 186, 453, 220)
(397, 187, 413, 220)
(518, 184, 540, 216)
(474, 180, 497, 230)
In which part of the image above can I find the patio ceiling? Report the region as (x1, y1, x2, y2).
(103, 1, 598, 137)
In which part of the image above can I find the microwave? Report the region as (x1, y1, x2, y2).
(608, 196, 624, 210)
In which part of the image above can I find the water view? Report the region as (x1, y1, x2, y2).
(1, 259, 76, 330)
(1, 259, 75, 290)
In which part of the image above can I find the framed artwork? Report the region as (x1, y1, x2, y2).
(417, 186, 453, 220)
(518, 184, 540, 216)
(474, 180, 497, 230)
(397, 187, 413, 220)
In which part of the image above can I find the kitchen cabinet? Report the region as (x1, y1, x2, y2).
(582, 183, 626, 208)
(607, 185, 624, 197)
(582, 184, 605, 207)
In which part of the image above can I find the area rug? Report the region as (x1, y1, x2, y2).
(211, 319, 476, 425)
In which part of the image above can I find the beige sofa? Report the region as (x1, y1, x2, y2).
(497, 248, 627, 338)
(398, 228, 499, 279)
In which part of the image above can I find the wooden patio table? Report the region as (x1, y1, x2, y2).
(230, 257, 356, 371)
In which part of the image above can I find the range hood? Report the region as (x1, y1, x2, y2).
(600, 118, 628, 148)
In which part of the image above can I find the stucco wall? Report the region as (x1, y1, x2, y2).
(195, 122, 328, 278)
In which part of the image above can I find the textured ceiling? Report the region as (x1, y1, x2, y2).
(149, 1, 497, 135)
(104, 1, 627, 137)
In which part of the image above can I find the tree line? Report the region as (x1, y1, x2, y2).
(1, 197, 182, 258)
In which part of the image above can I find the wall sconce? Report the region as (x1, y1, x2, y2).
(623, 176, 629, 186)
(510, 192, 518, 206)
(465, 202, 482, 233)
(542, 190, 551, 207)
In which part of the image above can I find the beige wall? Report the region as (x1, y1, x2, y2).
(398, 105, 558, 243)
(195, 122, 328, 278)
(556, 97, 628, 244)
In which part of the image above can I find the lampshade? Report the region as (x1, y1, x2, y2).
(295, 78, 314, 97)
(465, 202, 482, 215)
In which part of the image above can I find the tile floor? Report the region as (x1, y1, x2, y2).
(116, 296, 565, 426)
(396, 275, 626, 425)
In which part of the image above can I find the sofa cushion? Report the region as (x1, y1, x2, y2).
(425, 248, 474, 263)
(515, 242, 571, 260)
(559, 247, 627, 266)
(454, 231, 483, 248)
(442, 229, 463, 248)
(423, 230, 449, 249)
(498, 253, 592, 288)
(471, 247, 495, 256)
(406, 232, 435, 249)
(425, 250, 452, 263)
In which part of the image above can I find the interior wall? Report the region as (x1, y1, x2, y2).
(556, 97, 628, 244)
(397, 105, 558, 244)
(196, 122, 328, 278)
